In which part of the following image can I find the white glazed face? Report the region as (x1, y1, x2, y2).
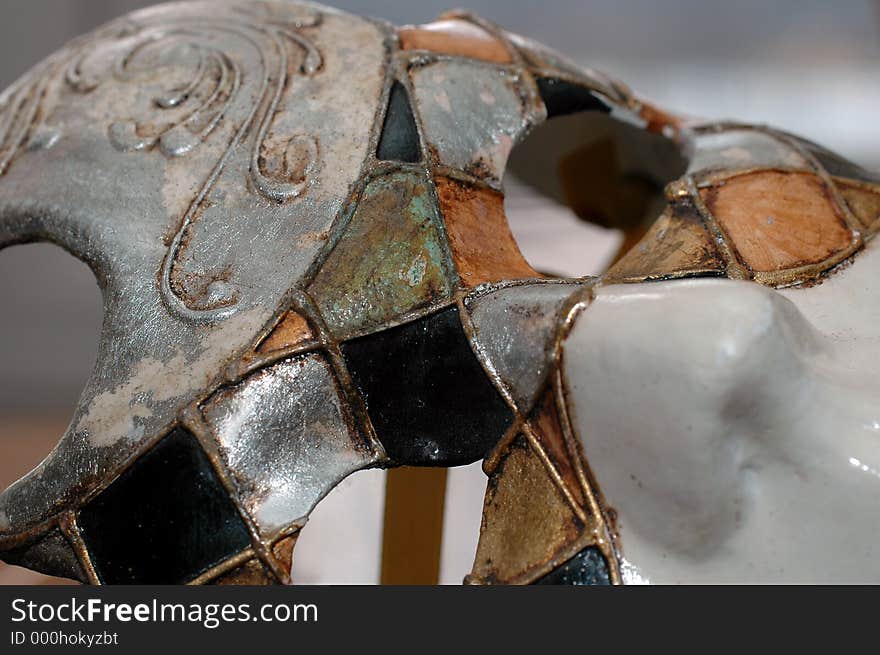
(563, 238, 880, 583)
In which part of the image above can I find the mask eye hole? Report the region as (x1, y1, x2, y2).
(504, 93, 686, 278)
(0, 243, 102, 584)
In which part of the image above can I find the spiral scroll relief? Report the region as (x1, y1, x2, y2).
(0, 3, 329, 320)
(64, 9, 324, 203)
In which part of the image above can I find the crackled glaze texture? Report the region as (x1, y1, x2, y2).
(0, 0, 878, 585)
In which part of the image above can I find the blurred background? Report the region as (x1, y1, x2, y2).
(0, 0, 878, 583)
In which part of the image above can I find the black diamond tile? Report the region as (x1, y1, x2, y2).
(537, 77, 609, 119)
(341, 306, 513, 466)
(78, 427, 252, 584)
(536, 546, 611, 585)
(376, 81, 422, 163)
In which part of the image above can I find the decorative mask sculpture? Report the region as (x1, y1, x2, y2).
(0, 0, 877, 585)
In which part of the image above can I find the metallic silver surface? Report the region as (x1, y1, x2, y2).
(202, 354, 377, 537)
(465, 281, 583, 414)
(410, 60, 538, 185)
(687, 128, 809, 174)
(0, 0, 386, 539)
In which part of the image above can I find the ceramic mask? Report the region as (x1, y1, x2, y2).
(0, 0, 877, 584)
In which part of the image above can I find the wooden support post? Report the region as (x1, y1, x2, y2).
(380, 467, 448, 585)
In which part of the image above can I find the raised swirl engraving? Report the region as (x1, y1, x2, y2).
(0, 22, 137, 176)
(64, 12, 323, 201)
(0, 64, 53, 176)
(104, 42, 243, 158)
(0, 3, 327, 320)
